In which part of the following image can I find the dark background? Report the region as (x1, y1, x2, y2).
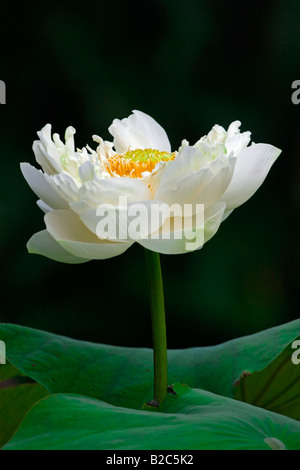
(0, 0, 299, 349)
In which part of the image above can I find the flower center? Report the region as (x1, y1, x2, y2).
(105, 148, 175, 178)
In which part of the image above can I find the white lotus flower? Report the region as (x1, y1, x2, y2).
(21, 110, 281, 263)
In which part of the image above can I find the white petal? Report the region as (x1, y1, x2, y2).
(79, 199, 169, 240)
(154, 144, 236, 209)
(79, 161, 95, 182)
(155, 155, 236, 209)
(27, 230, 89, 264)
(203, 202, 227, 243)
(138, 202, 226, 254)
(36, 199, 53, 213)
(33, 141, 60, 175)
(64, 126, 76, 155)
(225, 127, 251, 155)
(21, 163, 69, 210)
(221, 209, 234, 222)
(108, 110, 171, 153)
(50, 172, 79, 202)
(71, 177, 151, 213)
(221, 143, 281, 210)
(201, 120, 251, 156)
(155, 144, 227, 191)
(44, 210, 133, 260)
(36, 124, 61, 167)
(156, 146, 208, 188)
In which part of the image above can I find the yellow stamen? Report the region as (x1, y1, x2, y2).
(105, 148, 175, 178)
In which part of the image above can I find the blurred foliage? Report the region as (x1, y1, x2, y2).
(0, 0, 299, 348)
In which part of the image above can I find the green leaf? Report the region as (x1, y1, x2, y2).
(0, 362, 48, 447)
(3, 384, 300, 450)
(234, 335, 300, 420)
(0, 321, 299, 410)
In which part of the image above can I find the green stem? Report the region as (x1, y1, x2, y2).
(144, 248, 168, 405)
